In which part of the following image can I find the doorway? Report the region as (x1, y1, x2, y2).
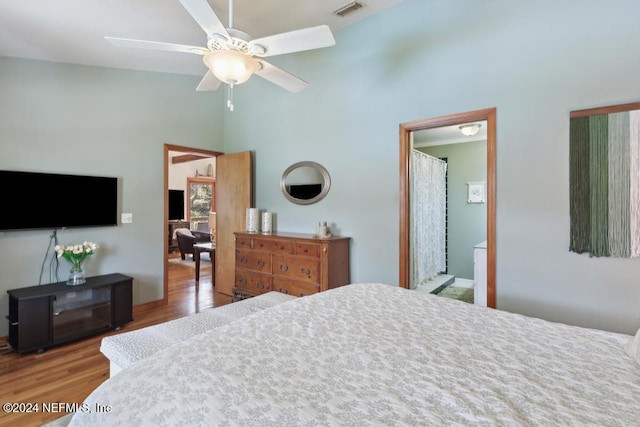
(163, 144, 222, 306)
(399, 108, 496, 308)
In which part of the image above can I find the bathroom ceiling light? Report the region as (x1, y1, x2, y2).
(459, 124, 481, 136)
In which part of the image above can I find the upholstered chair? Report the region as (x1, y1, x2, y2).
(175, 229, 196, 261)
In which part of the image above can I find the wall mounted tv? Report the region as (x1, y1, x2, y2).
(168, 189, 185, 221)
(0, 170, 118, 231)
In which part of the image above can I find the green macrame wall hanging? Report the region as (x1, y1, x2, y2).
(569, 102, 640, 258)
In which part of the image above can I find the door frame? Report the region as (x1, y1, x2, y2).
(163, 144, 223, 304)
(399, 108, 497, 308)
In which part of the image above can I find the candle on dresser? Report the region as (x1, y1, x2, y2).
(261, 212, 273, 234)
(246, 208, 260, 233)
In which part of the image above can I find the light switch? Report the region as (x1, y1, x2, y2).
(121, 213, 133, 224)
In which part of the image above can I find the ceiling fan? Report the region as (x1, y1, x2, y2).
(105, 0, 336, 110)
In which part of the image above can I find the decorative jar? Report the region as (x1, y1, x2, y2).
(67, 266, 86, 286)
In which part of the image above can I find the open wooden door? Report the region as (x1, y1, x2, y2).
(215, 151, 253, 296)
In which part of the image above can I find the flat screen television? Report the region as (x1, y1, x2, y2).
(0, 170, 118, 231)
(168, 189, 185, 221)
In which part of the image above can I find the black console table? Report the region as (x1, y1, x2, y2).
(6, 273, 133, 353)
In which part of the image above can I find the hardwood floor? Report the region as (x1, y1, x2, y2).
(0, 256, 231, 427)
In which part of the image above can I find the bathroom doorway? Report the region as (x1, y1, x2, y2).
(399, 108, 496, 308)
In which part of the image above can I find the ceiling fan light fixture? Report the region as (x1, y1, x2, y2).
(203, 50, 258, 85)
(459, 123, 481, 136)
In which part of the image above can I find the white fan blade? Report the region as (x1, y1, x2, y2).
(196, 71, 222, 91)
(105, 37, 208, 55)
(255, 60, 309, 93)
(249, 25, 335, 58)
(179, 0, 230, 39)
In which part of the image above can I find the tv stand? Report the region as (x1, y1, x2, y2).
(6, 273, 133, 353)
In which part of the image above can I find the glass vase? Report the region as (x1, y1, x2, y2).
(67, 266, 86, 286)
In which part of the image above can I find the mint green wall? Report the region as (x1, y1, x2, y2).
(223, 0, 640, 334)
(419, 142, 487, 280)
(0, 58, 224, 336)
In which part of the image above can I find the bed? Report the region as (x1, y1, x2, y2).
(68, 283, 640, 426)
(100, 291, 295, 376)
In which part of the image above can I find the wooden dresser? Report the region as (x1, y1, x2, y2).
(233, 232, 350, 299)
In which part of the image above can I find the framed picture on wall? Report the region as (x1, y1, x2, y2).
(467, 182, 485, 203)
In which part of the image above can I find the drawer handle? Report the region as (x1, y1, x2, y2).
(300, 268, 311, 275)
(279, 264, 288, 272)
(240, 257, 248, 264)
(239, 278, 247, 286)
(256, 260, 265, 268)
(279, 288, 289, 295)
(256, 282, 264, 289)
(303, 248, 309, 253)
(299, 292, 305, 297)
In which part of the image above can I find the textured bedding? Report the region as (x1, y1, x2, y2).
(101, 291, 295, 372)
(69, 283, 640, 426)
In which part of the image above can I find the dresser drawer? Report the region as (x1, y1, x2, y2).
(272, 255, 320, 284)
(252, 238, 294, 254)
(295, 242, 320, 258)
(273, 278, 319, 297)
(236, 250, 271, 273)
(235, 236, 252, 249)
(235, 271, 272, 295)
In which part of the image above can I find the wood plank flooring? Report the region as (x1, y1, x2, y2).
(0, 257, 231, 427)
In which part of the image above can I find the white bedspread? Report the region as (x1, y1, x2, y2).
(100, 291, 295, 372)
(69, 283, 640, 426)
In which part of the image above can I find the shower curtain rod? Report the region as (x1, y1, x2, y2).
(412, 149, 447, 164)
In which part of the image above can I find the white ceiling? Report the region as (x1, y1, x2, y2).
(413, 121, 488, 147)
(0, 0, 402, 76)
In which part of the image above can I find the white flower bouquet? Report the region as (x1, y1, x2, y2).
(55, 241, 98, 272)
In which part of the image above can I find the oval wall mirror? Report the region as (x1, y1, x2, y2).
(281, 161, 331, 205)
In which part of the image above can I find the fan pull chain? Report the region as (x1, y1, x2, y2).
(227, 83, 234, 112)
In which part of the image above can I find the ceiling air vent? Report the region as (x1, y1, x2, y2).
(333, 1, 363, 17)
